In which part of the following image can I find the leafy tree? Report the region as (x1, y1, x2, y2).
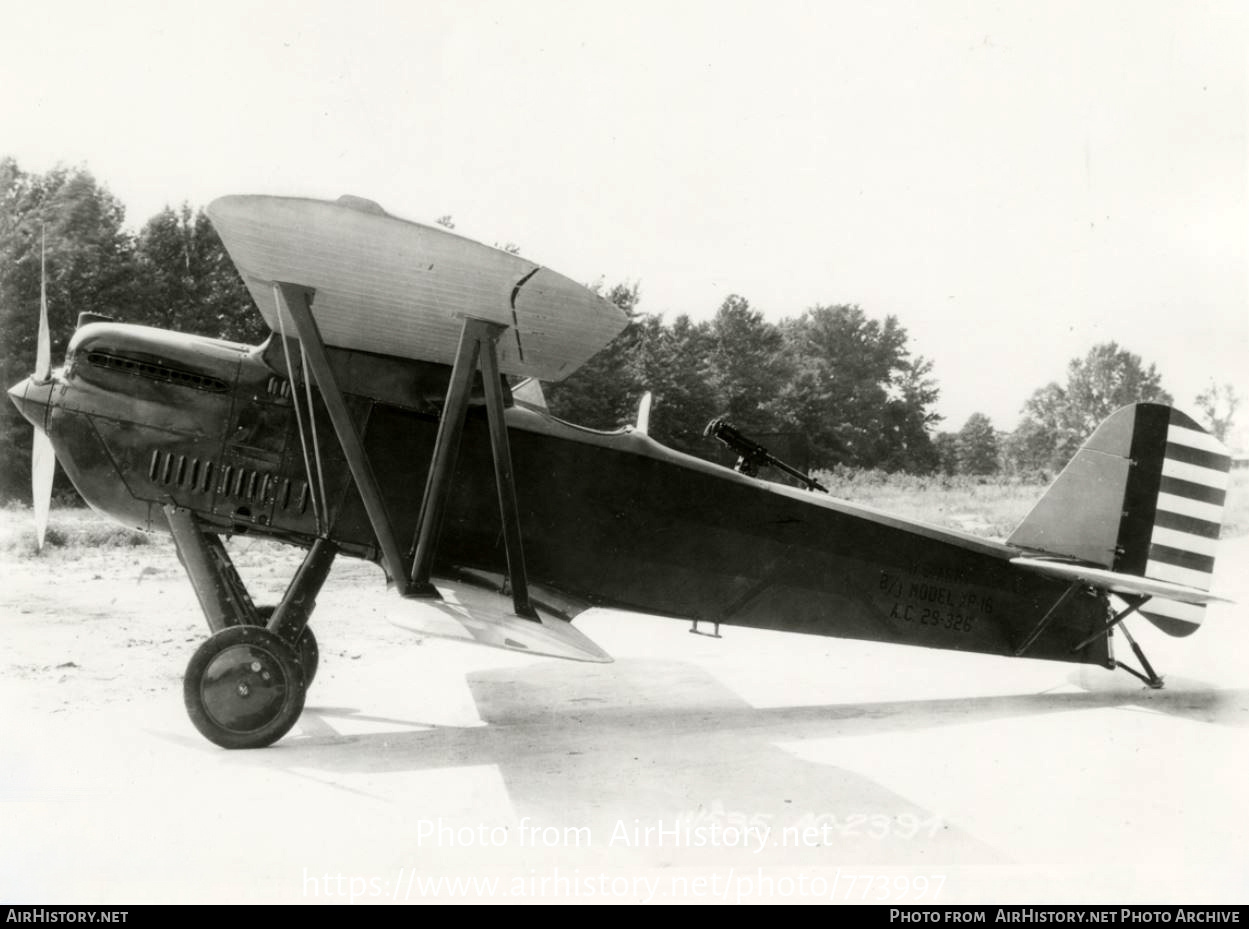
(1011, 342, 1171, 471)
(625, 313, 718, 454)
(132, 204, 263, 342)
(879, 354, 941, 473)
(1064, 342, 1170, 436)
(956, 412, 999, 475)
(545, 282, 642, 429)
(933, 432, 959, 475)
(772, 305, 939, 471)
(0, 159, 140, 500)
(707, 294, 786, 427)
(1006, 383, 1067, 475)
(1194, 381, 1239, 443)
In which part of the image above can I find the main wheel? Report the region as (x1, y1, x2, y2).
(254, 606, 318, 687)
(184, 625, 306, 749)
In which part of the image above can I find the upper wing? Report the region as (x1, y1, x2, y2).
(207, 194, 627, 382)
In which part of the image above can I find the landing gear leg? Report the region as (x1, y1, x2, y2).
(264, 537, 337, 687)
(165, 505, 261, 630)
(166, 506, 338, 747)
(256, 607, 319, 687)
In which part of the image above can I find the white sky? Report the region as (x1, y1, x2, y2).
(2, 0, 1245, 434)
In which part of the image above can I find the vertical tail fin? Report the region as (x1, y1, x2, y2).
(1008, 403, 1230, 636)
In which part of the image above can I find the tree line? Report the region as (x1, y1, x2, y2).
(0, 158, 1237, 502)
(546, 289, 942, 473)
(934, 345, 1238, 478)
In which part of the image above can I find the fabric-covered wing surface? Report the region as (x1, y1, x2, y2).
(207, 195, 627, 382)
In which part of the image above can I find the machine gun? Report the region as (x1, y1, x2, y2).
(703, 419, 828, 493)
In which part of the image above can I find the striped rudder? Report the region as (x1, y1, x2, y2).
(1008, 403, 1229, 637)
(1115, 407, 1229, 635)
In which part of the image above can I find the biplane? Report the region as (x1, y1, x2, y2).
(7, 194, 1233, 749)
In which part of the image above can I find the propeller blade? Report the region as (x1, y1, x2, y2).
(32, 428, 54, 551)
(635, 391, 653, 436)
(35, 228, 51, 382)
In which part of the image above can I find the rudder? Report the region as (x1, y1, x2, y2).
(1008, 403, 1230, 636)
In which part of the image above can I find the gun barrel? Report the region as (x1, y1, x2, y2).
(703, 419, 826, 493)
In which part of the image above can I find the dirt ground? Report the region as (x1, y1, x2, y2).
(1, 508, 1246, 904)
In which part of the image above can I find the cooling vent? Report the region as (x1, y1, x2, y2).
(147, 451, 308, 513)
(266, 376, 292, 399)
(148, 451, 214, 493)
(87, 351, 228, 392)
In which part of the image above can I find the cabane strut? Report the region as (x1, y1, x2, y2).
(275, 283, 536, 621)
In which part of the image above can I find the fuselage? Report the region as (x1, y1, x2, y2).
(9, 321, 1114, 667)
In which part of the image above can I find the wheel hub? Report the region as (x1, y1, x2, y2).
(199, 643, 289, 733)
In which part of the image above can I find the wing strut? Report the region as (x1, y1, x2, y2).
(408, 317, 538, 621)
(275, 283, 412, 593)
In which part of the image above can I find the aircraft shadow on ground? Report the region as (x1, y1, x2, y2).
(243, 657, 1247, 865)
(285, 657, 1248, 760)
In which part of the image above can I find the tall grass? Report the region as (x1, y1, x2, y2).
(811, 467, 1049, 539)
(811, 466, 1249, 541)
(0, 505, 153, 556)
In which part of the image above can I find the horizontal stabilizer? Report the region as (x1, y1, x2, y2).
(387, 575, 612, 663)
(1010, 557, 1232, 605)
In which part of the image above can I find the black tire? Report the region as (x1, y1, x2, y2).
(254, 606, 318, 688)
(297, 626, 319, 688)
(184, 625, 306, 749)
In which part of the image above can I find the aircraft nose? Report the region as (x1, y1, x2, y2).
(7, 377, 53, 431)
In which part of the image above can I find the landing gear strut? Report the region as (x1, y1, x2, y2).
(166, 506, 337, 748)
(1113, 622, 1165, 689)
(257, 606, 319, 687)
(1068, 593, 1165, 689)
